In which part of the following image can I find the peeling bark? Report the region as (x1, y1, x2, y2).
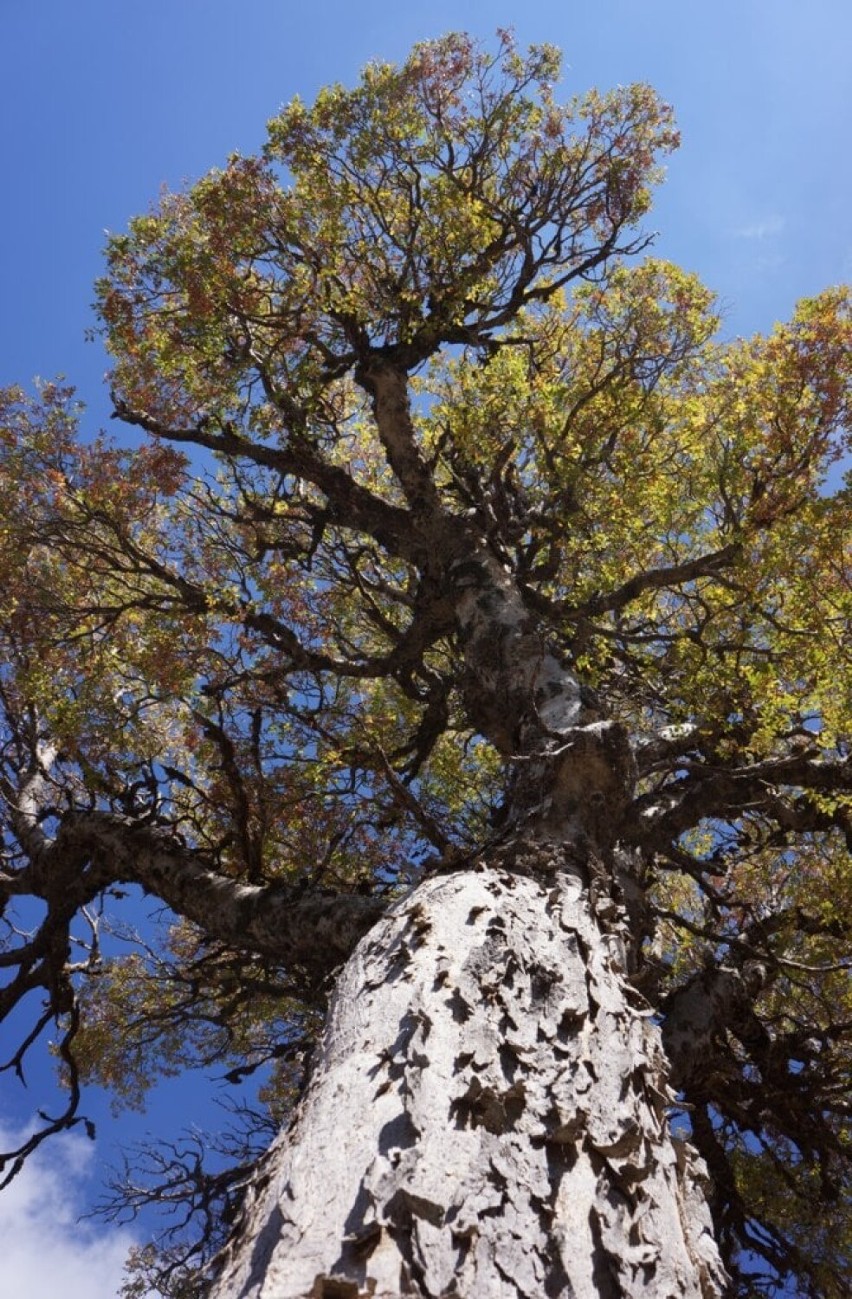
(448, 546, 637, 887)
(209, 866, 726, 1299)
(662, 961, 769, 1092)
(205, 534, 728, 1298)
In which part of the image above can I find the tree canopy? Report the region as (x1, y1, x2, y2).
(0, 32, 850, 1298)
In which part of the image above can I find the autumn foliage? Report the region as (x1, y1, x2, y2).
(0, 33, 850, 1298)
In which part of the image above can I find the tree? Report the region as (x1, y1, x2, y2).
(1, 31, 850, 1298)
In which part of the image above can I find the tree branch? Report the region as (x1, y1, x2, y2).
(111, 398, 423, 564)
(25, 812, 388, 981)
(628, 752, 852, 848)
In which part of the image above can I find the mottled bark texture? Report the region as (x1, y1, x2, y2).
(209, 867, 725, 1298)
(204, 527, 728, 1298)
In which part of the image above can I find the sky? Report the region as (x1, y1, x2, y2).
(1, 2, 850, 1294)
(0, 1121, 137, 1299)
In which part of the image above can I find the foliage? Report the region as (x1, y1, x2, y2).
(0, 33, 850, 1298)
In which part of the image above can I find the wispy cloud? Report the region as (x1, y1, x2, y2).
(0, 1120, 140, 1299)
(733, 214, 785, 240)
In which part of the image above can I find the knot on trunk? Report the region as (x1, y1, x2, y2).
(507, 719, 637, 852)
(548, 719, 637, 824)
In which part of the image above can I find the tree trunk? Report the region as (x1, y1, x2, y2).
(208, 537, 727, 1298)
(209, 863, 726, 1298)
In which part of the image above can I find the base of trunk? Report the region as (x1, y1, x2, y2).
(210, 866, 726, 1298)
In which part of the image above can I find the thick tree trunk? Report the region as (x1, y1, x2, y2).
(209, 864, 726, 1298)
(207, 532, 727, 1297)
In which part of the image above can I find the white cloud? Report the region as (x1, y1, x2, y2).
(733, 214, 785, 240)
(0, 1121, 140, 1299)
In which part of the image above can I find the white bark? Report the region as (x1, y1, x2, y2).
(209, 866, 726, 1298)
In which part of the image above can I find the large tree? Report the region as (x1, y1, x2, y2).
(1, 33, 850, 1299)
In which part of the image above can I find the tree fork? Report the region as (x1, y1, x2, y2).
(207, 547, 727, 1297)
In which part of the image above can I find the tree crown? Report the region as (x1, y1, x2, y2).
(1, 33, 850, 1298)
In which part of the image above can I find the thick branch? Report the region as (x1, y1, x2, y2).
(356, 361, 443, 518)
(112, 397, 423, 564)
(449, 545, 636, 851)
(37, 812, 388, 980)
(628, 752, 852, 847)
(565, 543, 742, 620)
(661, 961, 769, 1092)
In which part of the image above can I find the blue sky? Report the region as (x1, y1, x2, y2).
(1, 2, 850, 1293)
